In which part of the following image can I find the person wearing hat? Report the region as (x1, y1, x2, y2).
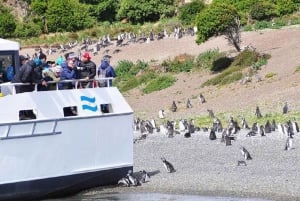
(77, 52, 96, 88)
(98, 56, 116, 87)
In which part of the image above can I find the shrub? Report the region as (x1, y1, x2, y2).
(14, 21, 42, 38)
(231, 50, 259, 68)
(178, 0, 205, 25)
(115, 60, 134, 80)
(254, 20, 271, 30)
(195, 49, 226, 70)
(249, 1, 277, 21)
(164, 54, 194, 73)
(143, 75, 176, 94)
(0, 6, 17, 38)
(138, 71, 157, 84)
(202, 66, 242, 86)
(119, 77, 139, 92)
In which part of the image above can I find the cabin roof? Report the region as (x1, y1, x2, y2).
(0, 38, 20, 51)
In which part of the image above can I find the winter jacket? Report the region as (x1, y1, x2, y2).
(98, 60, 116, 87)
(11, 60, 37, 93)
(58, 65, 79, 90)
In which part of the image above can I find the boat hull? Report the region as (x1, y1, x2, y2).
(0, 165, 132, 201)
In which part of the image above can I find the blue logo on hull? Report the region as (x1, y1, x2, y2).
(80, 96, 98, 112)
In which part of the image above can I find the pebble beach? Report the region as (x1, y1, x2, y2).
(59, 128, 300, 201)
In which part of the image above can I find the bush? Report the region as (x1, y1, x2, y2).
(249, 1, 277, 21)
(202, 66, 242, 86)
(254, 20, 271, 30)
(115, 60, 135, 80)
(178, 0, 205, 25)
(143, 75, 176, 94)
(14, 21, 42, 38)
(119, 77, 139, 92)
(196, 49, 228, 70)
(0, 6, 17, 38)
(164, 54, 194, 73)
(231, 49, 259, 68)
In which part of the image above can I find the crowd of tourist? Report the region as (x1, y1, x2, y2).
(12, 51, 116, 93)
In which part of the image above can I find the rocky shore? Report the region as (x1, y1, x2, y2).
(66, 129, 300, 201)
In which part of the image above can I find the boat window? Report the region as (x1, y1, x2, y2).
(100, 104, 112, 113)
(63, 106, 78, 117)
(19, 110, 36, 120)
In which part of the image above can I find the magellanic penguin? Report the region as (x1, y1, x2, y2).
(126, 170, 139, 186)
(118, 177, 130, 187)
(161, 157, 176, 173)
(140, 170, 150, 183)
(240, 146, 252, 160)
(284, 136, 293, 151)
(171, 101, 177, 112)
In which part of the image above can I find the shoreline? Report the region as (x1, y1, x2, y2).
(63, 129, 300, 201)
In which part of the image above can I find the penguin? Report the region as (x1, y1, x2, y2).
(292, 119, 299, 133)
(278, 123, 285, 135)
(184, 131, 191, 138)
(284, 136, 293, 151)
(150, 118, 156, 130)
(126, 170, 139, 186)
(209, 129, 217, 140)
(187, 119, 195, 134)
(259, 125, 265, 136)
(283, 102, 288, 114)
(240, 146, 252, 160)
(251, 122, 258, 133)
(271, 119, 277, 131)
(246, 130, 256, 137)
(241, 117, 249, 129)
(118, 177, 130, 187)
(171, 101, 177, 112)
(161, 157, 176, 173)
(166, 120, 174, 138)
(255, 106, 262, 118)
(264, 120, 272, 134)
(139, 170, 150, 183)
(199, 93, 206, 104)
(178, 119, 186, 132)
(186, 98, 192, 108)
(158, 109, 166, 119)
(207, 109, 215, 118)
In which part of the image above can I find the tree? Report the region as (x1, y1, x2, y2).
(178, 0, 205, 25)
(249, 1, 277, 21)
(90, 0, 120, 22)
(0, 6, 17, 38)
(31, 0, 48, 15)
(195, 3, 242, 52)
(46, 0, 95, 32)
(117, 0, 176, 24)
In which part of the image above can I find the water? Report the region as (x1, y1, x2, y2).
(48, 193, 273, 201)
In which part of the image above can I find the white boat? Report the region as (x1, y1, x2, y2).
(0, 39, 134, 200)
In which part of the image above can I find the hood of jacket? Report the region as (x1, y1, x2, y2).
(100, 60, 109, 70)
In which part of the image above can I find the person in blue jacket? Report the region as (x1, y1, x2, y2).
(97, 57, 116, 87)
(58, 59, 79, 90)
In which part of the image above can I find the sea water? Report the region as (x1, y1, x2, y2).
(48, 193, 273, 201)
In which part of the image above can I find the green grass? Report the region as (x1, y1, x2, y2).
(143, 75, 176, 94)
(194, 111, 300, 128)
(265, 72, 277, 78)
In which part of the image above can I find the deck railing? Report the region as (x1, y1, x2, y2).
(0, 77, 114, 95)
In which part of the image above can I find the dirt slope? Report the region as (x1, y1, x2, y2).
(20, 26, 300, 120)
